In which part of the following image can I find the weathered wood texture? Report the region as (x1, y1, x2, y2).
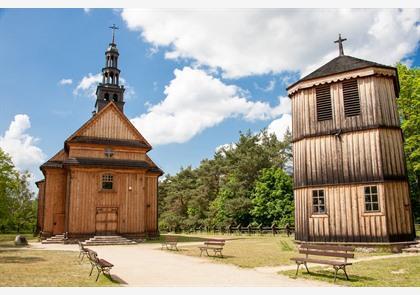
(294, 181, 414, 242)
(293, 128, 406, 187)
(36, 181, 45, 232)
(291, 76, 400, 141)
(69, 144, 147, 161)
(79, 107, 143, 141)
(67, 168, 158, 235)
(42, 169, 67, 235)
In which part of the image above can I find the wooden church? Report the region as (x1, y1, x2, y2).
(36, 26, 162, 239)
(288, 35, 415, 243)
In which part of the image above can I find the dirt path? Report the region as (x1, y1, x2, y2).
(29, 242, 330, 287)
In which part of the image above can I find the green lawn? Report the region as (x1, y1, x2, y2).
(171, 234, 299, 268)
(280, 255, 420, 287)
(0, 249, 118, 287)
(165, 233, 392, 268)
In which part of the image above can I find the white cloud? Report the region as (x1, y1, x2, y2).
(121, 9, 420, 79)
(73, 73, 102, 98)
(0, 114, 46, 191)
(255, 79, 276, 92)
(58, 78, 73, 86)
(267, 113, 292, 141)
(83, 8, 91, 14)
(73, 73, 135, 100)
(130, 67, 290, 145)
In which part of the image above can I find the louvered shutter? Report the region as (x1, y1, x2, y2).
(343, 79, 361, 117)
(316, 84, 332, 121)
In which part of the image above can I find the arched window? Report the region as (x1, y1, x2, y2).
(104, 93, 110, 101)
(113, 94, 118, 102)
(110, 72, 114, 84)
(102, 173, 113, 190)
(110, 56, 114, 67)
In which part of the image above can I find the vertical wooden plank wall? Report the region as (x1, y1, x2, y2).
(295, 184, 390, 242)
(42, 169, 67, 234)
(68, 168, 158, 235)
(292, 76, 400, 141)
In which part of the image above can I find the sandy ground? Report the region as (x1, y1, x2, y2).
(28, 242, 330, 287)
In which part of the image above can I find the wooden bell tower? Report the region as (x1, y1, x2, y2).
(288, 35, 415, 243)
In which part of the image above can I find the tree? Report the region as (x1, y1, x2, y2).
(250, 167, 294, 227)
(396, 63, 420, 221)
(0, 148, 37, 233)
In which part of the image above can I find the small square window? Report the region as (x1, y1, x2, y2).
(312, 190, 326, 214)
(364, 185, 379, 212)
(102, 174, 113, 190)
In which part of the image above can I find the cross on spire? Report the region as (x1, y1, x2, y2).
(334, 33, 347, 56)
(109, 24, 119, 44)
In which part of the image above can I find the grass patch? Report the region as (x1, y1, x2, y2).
(146, 234, 208, 244)
(280, 255, 420, 287)
(0, 234, 38, 248)
(167, 233, 394, 268)
(0, 249, 119, 287)
(172, 234, 299, 268)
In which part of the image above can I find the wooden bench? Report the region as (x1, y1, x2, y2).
(161, 236, 179, 251)
(291, 244, 355, 282)
(86, 249, 114, 281)
(78, 241, 89, 261)
(199, 239, 225, 257)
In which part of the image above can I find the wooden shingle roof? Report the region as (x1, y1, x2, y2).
(287, 55, 398, 91)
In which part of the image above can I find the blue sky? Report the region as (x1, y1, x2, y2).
(0, 8, 419, 190)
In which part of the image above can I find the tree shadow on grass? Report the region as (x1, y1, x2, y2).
(293, 269, 375, 285)
(0, 256, 46, 264)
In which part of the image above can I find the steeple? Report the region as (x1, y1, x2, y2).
(95, 24, 125, 113)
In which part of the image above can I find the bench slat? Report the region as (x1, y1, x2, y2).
(291, 257, 352, 266)
(299, 249, 354, 259)
(300, 244, 355, 252)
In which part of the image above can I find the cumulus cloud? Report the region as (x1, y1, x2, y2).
(267, 113, 292, 141)
(73, 73, 135, 100)
(0, 114, 46, 191)
(58, 78, 73, 86)
(131, 67, 290, 145)
(121, 9, 420, 79)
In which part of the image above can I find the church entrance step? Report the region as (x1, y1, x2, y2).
(82, 235, 137, 246)
(41, 234, 66, 244)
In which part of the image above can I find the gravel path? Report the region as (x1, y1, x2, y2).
(29, 242, 330, 287)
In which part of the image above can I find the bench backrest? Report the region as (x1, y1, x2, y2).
(78, 240, 85, 251)
(299, 244, 355, 261)
(87, 249, 99, 263)
(164, 236, 177, 242)
(204, 239, 225, 246)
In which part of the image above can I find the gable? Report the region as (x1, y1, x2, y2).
(66, 102, 151, 148)
(49, 149, 68, 162)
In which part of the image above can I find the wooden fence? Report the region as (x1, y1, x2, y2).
(162, 224, 295, 236)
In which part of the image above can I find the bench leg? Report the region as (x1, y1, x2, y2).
(96, 268, 101, 282)
(333, 266, 339, 283)
(295, 262, 301, 277)
(303, 262, 310, 274)
(342, 266, 349, 280)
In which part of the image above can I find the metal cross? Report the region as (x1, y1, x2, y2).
(109, 24, 119, 44)
(334, 34, 347, 56)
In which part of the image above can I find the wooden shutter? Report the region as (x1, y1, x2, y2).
(316, 84, 332, 121)
(343, 79, 361, 117)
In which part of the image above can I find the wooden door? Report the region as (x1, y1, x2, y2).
(53, 213, 64, 235)
(95, 207, 118, 235)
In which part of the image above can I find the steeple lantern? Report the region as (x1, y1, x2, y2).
(95, 24, 125, 113)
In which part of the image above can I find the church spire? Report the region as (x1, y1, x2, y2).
(94, 25, 125, 113)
